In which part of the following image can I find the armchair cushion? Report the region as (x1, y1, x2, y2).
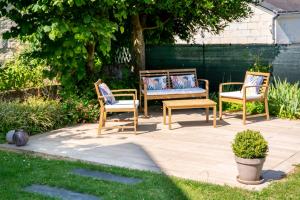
(241, 75, 264, 95)
(99, 83, 116, 105)
(170, 74, 196, 89)
(143, 76, 167, 90)
(105, 100, 139, 109)
(220, 91, 262, 100)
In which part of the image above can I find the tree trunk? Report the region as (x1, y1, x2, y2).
(131, 15, 145, 72)
(86, 42, 95, 74)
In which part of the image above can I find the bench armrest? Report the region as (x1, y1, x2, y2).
(197, 79, 209, 92)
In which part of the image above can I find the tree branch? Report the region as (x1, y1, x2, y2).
(142, 18, 170, 31)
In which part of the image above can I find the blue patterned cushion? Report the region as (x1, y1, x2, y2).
(171, 75, 196, 89)
(98, 83, 116, 105)
(242, 75, 264, 95)
(143, 76, 167, 90)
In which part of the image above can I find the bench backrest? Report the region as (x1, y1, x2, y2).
(139, 68, 198, 90)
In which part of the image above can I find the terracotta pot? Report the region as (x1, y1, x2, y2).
(235, 156, 265, 185)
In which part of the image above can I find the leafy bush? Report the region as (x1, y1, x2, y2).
(61, 95, 99, 123)
(232, 130, 268, 159)
(0, 97, 100, 143)
(248, 63, 272, 73)
(269, 78, 300, 119)
(222, 102, 264, 115)
(0, 98, 68, 142)
(0, 55, 51, 91)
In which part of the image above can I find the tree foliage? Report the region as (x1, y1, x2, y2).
(0, 0, 255, 93)
(0, 0, 118, 93)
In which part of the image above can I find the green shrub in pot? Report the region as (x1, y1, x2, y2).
(232, 130, 269, 184)
(232, 129, 268, 159)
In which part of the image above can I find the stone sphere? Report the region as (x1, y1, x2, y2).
(13, 129, 29, 146)
(6, 130, 16, 144)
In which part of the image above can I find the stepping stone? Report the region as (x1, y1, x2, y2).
(24, 184, 101, 200)
(72, 168, 142, 184)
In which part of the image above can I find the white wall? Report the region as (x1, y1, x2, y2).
(0, 17, 19, 64)
(176, 5, 275, 44)
(275, 14, 300, 44)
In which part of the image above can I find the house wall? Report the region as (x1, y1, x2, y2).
(0, 17, 19, 64)
(176, 5, 275, 44)
(275, 14, 300, 44)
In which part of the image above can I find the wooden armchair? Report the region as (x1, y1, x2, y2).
(219, 71, 270, 125)
(94, 80, 139, 134)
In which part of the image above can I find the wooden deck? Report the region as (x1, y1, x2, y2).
(1, 106, 300, 190)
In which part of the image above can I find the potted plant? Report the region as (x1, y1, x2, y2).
(232, 129, 268, 185)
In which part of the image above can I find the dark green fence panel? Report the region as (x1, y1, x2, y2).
(146, 44, 299, 92)
(145, 44, 205, 76)
(202, 45, 279, 91)
(272, 44, 300, 83)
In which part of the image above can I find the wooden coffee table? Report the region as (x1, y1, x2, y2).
(163, 99, 217, 129)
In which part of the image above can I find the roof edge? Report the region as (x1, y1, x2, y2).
(258, 1, 300, 14)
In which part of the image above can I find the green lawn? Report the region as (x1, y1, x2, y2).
(1, 150, 299, 200)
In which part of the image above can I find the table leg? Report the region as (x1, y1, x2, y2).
(205, 108, 209, 122)
(213, 106, 216, 128)
(163, 104, 166, 125)
(168, 108, 172, 130)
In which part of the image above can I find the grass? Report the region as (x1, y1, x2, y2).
(1, 150, 300, 200)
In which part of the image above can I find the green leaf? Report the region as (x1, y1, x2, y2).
(43, 26, 51, 33)
(120, 26, 124, 34)
(83, 15, 91, 24)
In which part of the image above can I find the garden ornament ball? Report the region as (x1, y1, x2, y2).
(13, 129, 29, 146)
(6, 130, 16, 144)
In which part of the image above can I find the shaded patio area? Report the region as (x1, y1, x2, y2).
(1, 106, 300, 190)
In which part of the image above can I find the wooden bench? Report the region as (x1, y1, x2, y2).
(139, 68, 209, 116)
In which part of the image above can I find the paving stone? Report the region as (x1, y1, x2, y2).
(72, 168, 142, 184)
(24, 184, 101, 200)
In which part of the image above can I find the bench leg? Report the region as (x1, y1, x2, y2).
(205, 108, 209, 122)
(144, 97, 148, 117)
(139, 94, 142, 112)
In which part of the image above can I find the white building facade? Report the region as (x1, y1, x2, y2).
(176, 2, 300, 45)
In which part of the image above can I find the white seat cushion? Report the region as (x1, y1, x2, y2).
(144, 88, 206, 96)
(105, 100, 139, 109)
(220, 91, 262, 100)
